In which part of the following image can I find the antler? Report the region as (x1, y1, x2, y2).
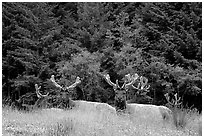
(50, 75, 81, 90)
(131, 76, 150, 92)
(50, 75, 63, 89)
(104, 73, 139, 89)
(139, 76, 150, 90)
(66, 76, 81, 90)
(124, 73, 139, 87)
(164, 93, 182, 107)
(104, 74, 117, 87)
(35, 84, 41, 98)
(35, 84, 49, 98)
(172, 93, 182, 106)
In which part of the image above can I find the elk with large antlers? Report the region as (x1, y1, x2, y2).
(49, 75, 82, 108)
(104, 73, 172, 121)
(22, 84, 51, 110)
(104, 73, 139, 111)
(50, 75, 116, 114)
(104, 73, 142, 111)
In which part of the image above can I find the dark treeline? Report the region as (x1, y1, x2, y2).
(2, 2, 202, 112)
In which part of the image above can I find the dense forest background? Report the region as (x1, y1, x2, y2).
(2, 2, 202, 112)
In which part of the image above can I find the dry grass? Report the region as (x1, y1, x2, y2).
(2, 105, 202, 136)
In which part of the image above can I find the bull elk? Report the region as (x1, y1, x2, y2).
(22, 76, 81, 111)
(104, 73, 172, 121)
(22, 84, 50, 110)
(50, 75, 116, 114)
(104, 73, 139, 111)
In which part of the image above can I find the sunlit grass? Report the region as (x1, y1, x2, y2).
(2, 105, 202, 136)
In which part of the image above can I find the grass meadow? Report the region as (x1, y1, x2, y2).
(2, 105, 202, 136)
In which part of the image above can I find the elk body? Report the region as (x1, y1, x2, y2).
(73, 100, 116, 114)
(126, 103, 172, 121)
(104, 73, 172, 121)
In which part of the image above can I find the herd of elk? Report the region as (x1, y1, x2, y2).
(17, 72, 185, 122)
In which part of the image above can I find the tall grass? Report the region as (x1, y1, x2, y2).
(2, 105, 202, 136)
(169, 106, 202, 136)
(171, 107, 188, 129)
(46, 118, 74, 136)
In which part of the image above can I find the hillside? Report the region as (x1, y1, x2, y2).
(2, 2, 202, 111)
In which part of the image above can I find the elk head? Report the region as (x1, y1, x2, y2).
(104, 73, 139, 110)
(50, 75, 81, 108)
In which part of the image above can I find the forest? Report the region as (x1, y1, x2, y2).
(2, 2, 202, 112)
